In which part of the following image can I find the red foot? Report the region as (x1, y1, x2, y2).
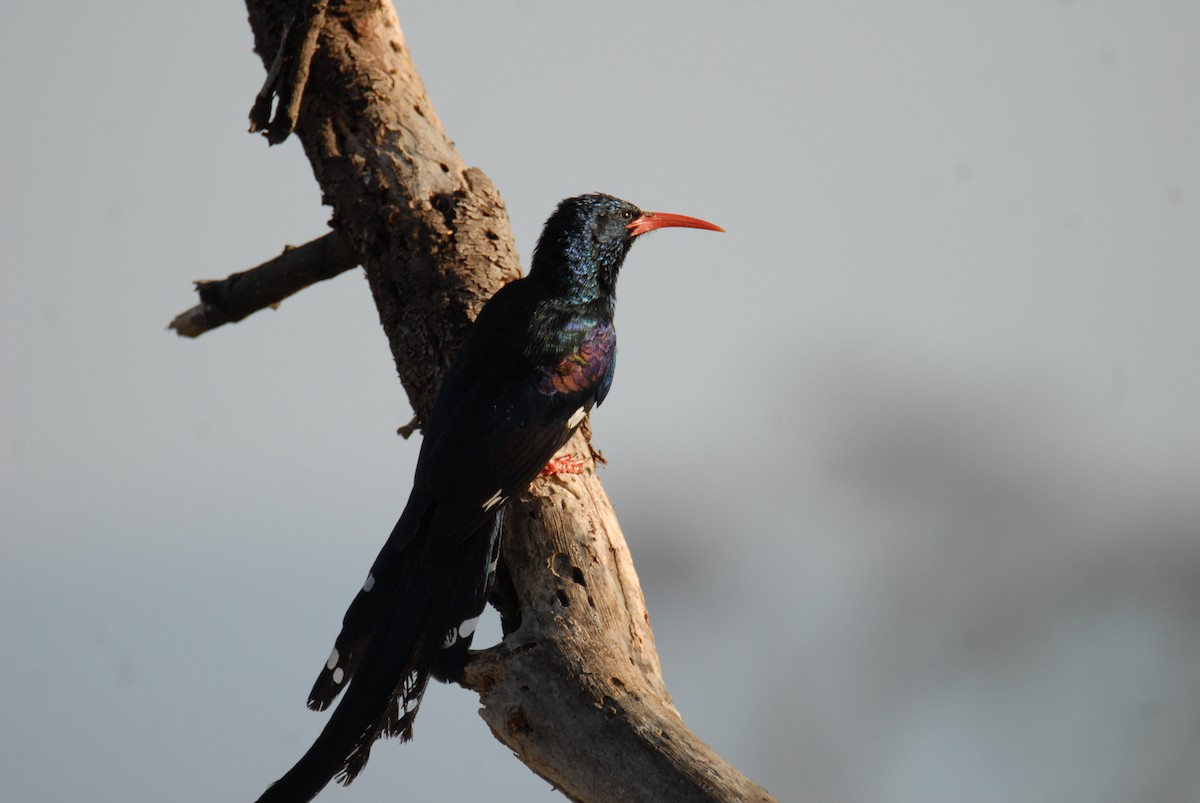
(540, 453, 588, 477)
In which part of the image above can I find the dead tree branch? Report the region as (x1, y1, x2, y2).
(168, 231, 358, 338)
(228, 1, 776, 799)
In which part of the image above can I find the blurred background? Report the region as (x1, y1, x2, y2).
(2, 2, 1197, 801)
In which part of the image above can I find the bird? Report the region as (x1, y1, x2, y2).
(254, 193, 723, 802)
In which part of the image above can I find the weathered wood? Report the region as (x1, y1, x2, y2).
(246, 0, 521, 421)
(238, 1, 776, 799)
(249, 0, 330, 144)
(464, 429, 776, 802)
(169, 231, 358, 337)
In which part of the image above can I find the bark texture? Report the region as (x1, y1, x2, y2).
(246, 0, 521, 422)
(232, 1, 776, 800)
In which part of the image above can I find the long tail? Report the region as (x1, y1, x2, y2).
(254, 508, 503, 803)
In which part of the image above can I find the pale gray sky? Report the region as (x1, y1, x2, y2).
(2, 2, 1198, 801)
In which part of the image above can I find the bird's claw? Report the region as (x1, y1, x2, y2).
(540, 453, 589, 477)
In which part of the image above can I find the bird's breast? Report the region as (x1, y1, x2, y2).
(537, 321, 615, 397)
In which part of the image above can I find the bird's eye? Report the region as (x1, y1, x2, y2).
(620, 209, 634, 221)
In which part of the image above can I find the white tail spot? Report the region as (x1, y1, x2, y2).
(332, 667, 344, 684)
(325, 647, 340, 671)
(458, 615, 480, 639)
(362, 573, 375, 592)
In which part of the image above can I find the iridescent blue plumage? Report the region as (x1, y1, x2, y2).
(255, 193, 721, 803)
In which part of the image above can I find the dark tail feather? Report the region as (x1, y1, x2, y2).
(432, 508, 504, 682)
(308, 500, 426, 712)
(255, 554, 432, 803)
(254, 511, 504, 803)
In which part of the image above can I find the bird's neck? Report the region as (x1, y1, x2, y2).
(522, 270, 616, 366)
(531, 283, 614, 328)
(530, 243, 625, 309)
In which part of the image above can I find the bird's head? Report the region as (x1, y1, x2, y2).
(530, 193, 723, 303)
